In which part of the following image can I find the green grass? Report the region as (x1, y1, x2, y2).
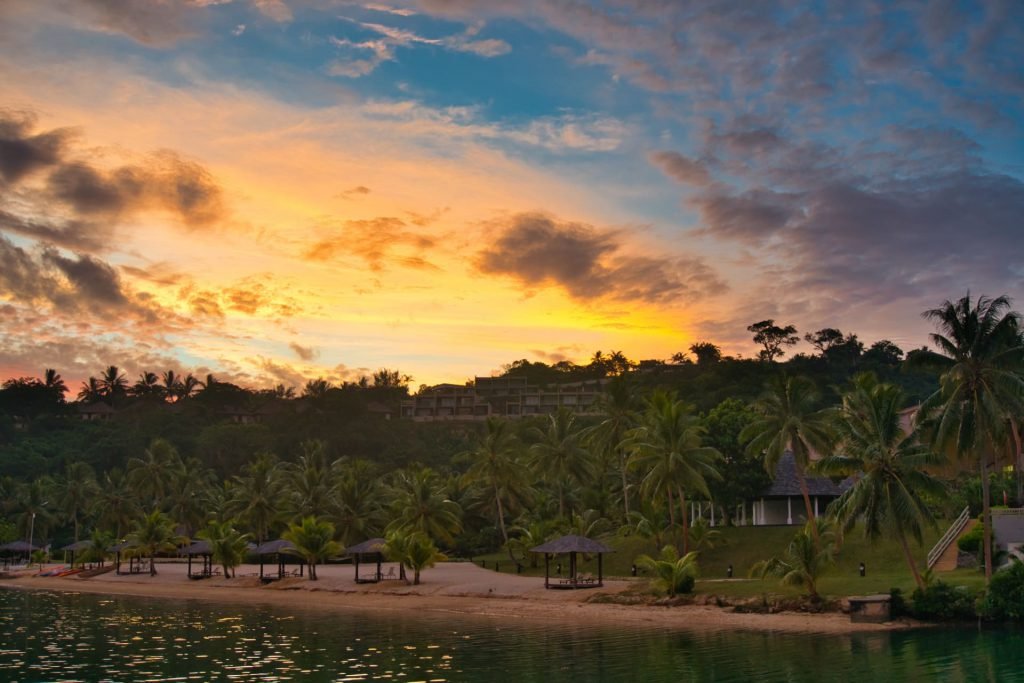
(471, 520, 989, 600)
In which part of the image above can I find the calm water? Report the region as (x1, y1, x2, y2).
(1, 588, 1022, 682)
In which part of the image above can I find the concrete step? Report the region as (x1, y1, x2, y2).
(933, 519, 978, 572)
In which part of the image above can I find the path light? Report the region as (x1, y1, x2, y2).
(631, 563, 637, 577)
(859, 562, 866, 577)
(727, 564, 733, 578)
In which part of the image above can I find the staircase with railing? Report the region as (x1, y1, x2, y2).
(927, 506, 971, 570)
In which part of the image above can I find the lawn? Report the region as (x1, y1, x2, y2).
(471, 519, 989, 600)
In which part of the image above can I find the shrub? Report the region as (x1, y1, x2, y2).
(957, 523, 984, 554)
(910, 581, 978, 621)
(981, 561, 1024, 621)
(888, 588, 908, 618)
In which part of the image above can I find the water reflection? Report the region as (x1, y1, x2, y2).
(1, 588, 1022, 682)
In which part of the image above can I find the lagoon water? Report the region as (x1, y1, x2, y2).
(1, 588, 1022, 682)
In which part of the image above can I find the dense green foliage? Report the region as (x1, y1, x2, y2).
(981, 561, 1024, 620)
(910, 581, 980, 621)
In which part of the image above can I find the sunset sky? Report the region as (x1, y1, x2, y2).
(1, 0, 1022, 390)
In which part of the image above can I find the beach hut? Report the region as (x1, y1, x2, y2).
(178, 540, 214, 579)
(255, 539, 304, 582)
(60, 540, 93, 568)
(0, 540, 43, 568)
(110, 541, 144, 575)
(344, 538, 390, 583)
(530, 535, 614, 589)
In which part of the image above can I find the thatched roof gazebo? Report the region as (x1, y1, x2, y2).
(255, 539, 303, 582)
(344, 538, 391, 583)
(178, 540, 214, 579)
(0, 540, 43, 567)
(530, 535, 614, 589)
(60, 540, 92, 567)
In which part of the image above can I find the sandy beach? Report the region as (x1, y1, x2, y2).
(0, 561, 918, 635)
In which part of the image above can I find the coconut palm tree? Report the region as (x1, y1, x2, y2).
(583, 376, 640, 519)
(99, 366, 128, 402)
(635, 544, 700, 597)
(741, 376, 834, 546)
(527, 407, 594, 520)
(197, 520, 250, 578)
(459, 417, 531, 550)
(165, 457, 216, 538)
(915, 293, 1024, 582)
(126, 510, 184, 576)
(385, 529, 445, 585)
(55, 462, 98, 543)
(284, 440, 338, 520)
(94, 468, 138, 540)
(227, 453, 284, 544)
(333, 459, 385, 547)
(819, 374, 945, 589)
(76, 377, 104, 403)
(625, 391, 721, 554)
(162, 370, 182, 402)
(43, 368, 67, 402)
(387, 467, 462, 545)
(131, 372, 164, 399)
(282, 516, 342, 581)
(750, 519, 836, 599)
(127, 438, 183, 507)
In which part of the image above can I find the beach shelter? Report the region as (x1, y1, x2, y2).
(110, 541, 142, 575)
(178, 540, 214, 579)
(60, 540, 93, 567)
(255, 539, 304, 581)
(0, 540, 43, 567)
(344, 538, 388, 583)
(530, 535, 614, 589)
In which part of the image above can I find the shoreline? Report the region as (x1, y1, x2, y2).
(0, 562, 920, 636)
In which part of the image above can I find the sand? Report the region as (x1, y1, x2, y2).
(0, 560, 918, 635)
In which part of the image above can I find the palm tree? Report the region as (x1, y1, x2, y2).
(741, 376, 834, 546)
(527, 407, 594, 520)
(126, 510, 183, 576)
(227, 453, 284, 544)
(77, 377, 103, 403)
(625, 391, 721, 554)
(282, 516, 342, 580)
(284, 440, 337, 520)
(55, 462, 98, 543)
(824, 374, 946, 586)
(14, 479, 55, 544)
(94, 468, 138, 539)
(635, 545, 700, 597)
(43, 369, 67, 402)
(819, 374, 946, 589)
(197, 520, 250, 578)
(460, 417, 530, 551)
(387, 467, 462, 545)
(99, 366, 128, 402)
(165, 457, 215, 538)
(583, 377, 640, 519)
(333, 459, 385, 547)
(131, 372, 164, 399)
(162, 370, 182, 402)
(385, 529, 446, 585)
(127, 439, 183, 506)
(180, 374, 202, 400)
(915, 293, 1024, 581)
(750, 519, 836, 599)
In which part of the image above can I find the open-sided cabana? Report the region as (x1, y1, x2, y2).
(0, 540, 42, 568)
(530, 535, 613, 589)
(111, 541, 144, 575)
(344, 538, 389, 583)
(255, 539, 304, 582)
(60, 540, 93, 567)
(178, 540, 214, 579)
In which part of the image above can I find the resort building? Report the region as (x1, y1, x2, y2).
(743, 452, 851, 526)
(400, 376, 606, 421)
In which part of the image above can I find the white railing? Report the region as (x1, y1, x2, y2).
(927, 506, 971, 569)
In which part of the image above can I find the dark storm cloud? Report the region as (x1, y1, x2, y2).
(476, 213, 725, 303)
(46, 152, 225, 226)
(0, 111, 75, 183)
(42, 249, 128, 306)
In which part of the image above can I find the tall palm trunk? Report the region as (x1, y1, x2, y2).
(981, 455, 993, 582)
(666, 487, 676, 549)
(795, 466, 819, 547)
(1011, 418, 1022, 504)
(619, 448, 631, 519)
(494, 484, 516, 563)
(150, 552, 157, 576)
(896, 527, 925, 590)
(678, 487, 689, 555)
